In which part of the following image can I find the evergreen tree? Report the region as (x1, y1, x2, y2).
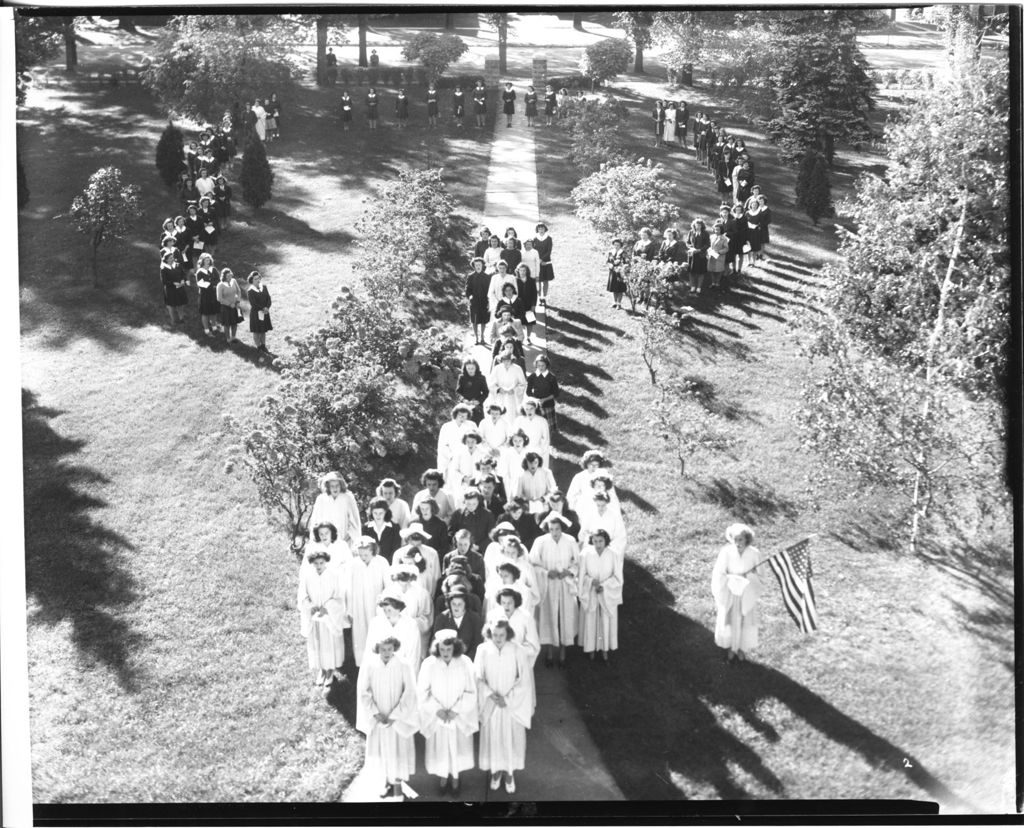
(17, 154, 29, 209)
(240, 135, 274, 209)
(154, 121, 184, 187)
(795, 151, 833, 225)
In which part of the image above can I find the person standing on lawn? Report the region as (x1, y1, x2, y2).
(216, 266, 242, 343)
(707, 221, 730, 289)
(532, 223, 554, 306)
(466, 257, 491, 346)
(340, 89, 353, 131)
(606, 238, 629, 310)
(524, 84, 538, 127)
(298, 547, 348, 689)
(711, 523, 763, 663)
(194, 253, 221, 337)
(452, 84, 466, 128)
(686, 218, 711, 295)
(160, 248, 188, 326)
(367, 87, 380, 130)
(653, 100, 666, 147)
(394, 88, 410, 128)
(578, 528, 623, 662)
(502, 81, 516, 127)
(426, 82, 439, 128)
(246, 271, 273, 354)
(473, 80, 487, 128)
(543, 83, 557, 126)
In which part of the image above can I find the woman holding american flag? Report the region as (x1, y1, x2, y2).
(711, 523, 763, 664)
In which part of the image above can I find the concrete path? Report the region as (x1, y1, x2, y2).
(343, 113, 624, 805)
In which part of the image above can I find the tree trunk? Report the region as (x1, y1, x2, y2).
(498, 16, 508, 74)
(63, 19, 78, 72)
(573, 13, 584, 30)
(445, 13, 455, 30)
(91, 242, 99, 288)
(890, 8, 897, 22)
(315, 17, 328, 86)
(358, 14, 368, 67)
(633, 41, 644, 74)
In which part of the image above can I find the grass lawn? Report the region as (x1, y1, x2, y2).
(531, 67, 1014, 811)
(18, 27, 492, 801)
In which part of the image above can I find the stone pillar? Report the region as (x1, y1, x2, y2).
(532, 57, 547, 90)
(484, 56, 500, 88)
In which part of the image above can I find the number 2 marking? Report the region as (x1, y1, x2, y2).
(903, 758, 913, 768)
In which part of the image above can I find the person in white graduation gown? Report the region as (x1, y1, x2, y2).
(437, 404, 474, 474)
(309, 471, 361, 545)
(376, 478, 411, 531)
(387, 563, 434, 659)
(365, 593, 422, 669)
(574, 470, 623, 527)
(417, 631, 479, 795)
(479, 401, 512, 452)
(356, 636, 420, 800)
(529, 514, 580, 667)
(412, 468, 455, 525)
(391, 523, 442, 598)
(566, 449, 610, 513)
(298, 548, 348, 688)
(485, 535, 540, 613)
(512, 397, 550, 465)
(711, 523, 763, 663)
(580, 491, 627, 558)
(299, 521, 352, 579)
(578, 528, 623, 661)
(349, 537, 392, 667)
(498, 430, 531, 498)
(474, 619, 533, 794)
(486, 588, 538, 717)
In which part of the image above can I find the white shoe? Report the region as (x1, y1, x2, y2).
(505, 775, 516, 794)
(490, 773, 501, 790)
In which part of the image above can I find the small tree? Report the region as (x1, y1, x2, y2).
(639, 306, 676, 385)
(401, 32, 469, 83)
(652, 376, 735, 475)
(795, 151, 833, 225)
(571, 159, 679, 241)
(240, 134, 274, 208)
(68, 167, 141, 287)
(154, 121, 185, 187)
(563, 96, 631, 173)
(579, 39, 632, 89)
(17, 155, 30, 209)
(624, 256, 672, 313)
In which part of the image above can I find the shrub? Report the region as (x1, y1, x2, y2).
(795, 150, 834, 225)
(155, 121, 185, 186)
(239, 133, 274, 208)
(401, 31, 469, 83)
(579, 38, 632, 87)
(563, 96, 632, 173)
(571, 159, 680, 240)
(67, 166, 142, 286)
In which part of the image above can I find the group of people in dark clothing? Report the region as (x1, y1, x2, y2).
(159, 125, 273, 354)
(608, 109, 773, 309)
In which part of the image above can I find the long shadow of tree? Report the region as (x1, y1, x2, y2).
(564, 558, 971, 806)
(22, 389, 146, 691)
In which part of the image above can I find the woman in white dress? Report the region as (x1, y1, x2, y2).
(446, 428, 489, 504)
(487, 588, 540, 670)
(356, 636, 420, 800)
(575, 471, 623, 527)
(437, 404, 474, 473)
(663, 101, 678, 144)
(578, 528, 623, 662)
(365, 593, 422, 668)
(412, 468, 455, 526)
(252, 100, 267, 141)
(711, 523, 763, 663)
(349, 537, 391, 666)
(488, 350, 527, 427)
(512, 397, 550, 464)
(516, 451, 557, 514)
(479, 401, 512, 452)
(376, 478, 411, 531)
(499, 430, 531, 497)
(299, 521, 352, 577)
(485, 537, 540, 614)
(566, 449, 608, 512)
(309, 471, 361, 545)
(529, 514, 579, 668)
(298, 548, 348, 689)
(484, 560, 532, 616)
(475, 619, 533, 794)
(580, 491, 627, 558)
(482, 234, 503, 275)
(392, 523, 441, 598)
(417, 631, 479, 795)
(387, 563, 434, 659)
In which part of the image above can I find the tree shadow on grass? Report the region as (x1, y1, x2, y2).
(22, 388, 146, 691)
(678, 316, 754, 363)
(545, 351, 613, 397)
(616, 485, 660, 516)
(565, 558, 973, 806)
(550, 306, 627, 337)
(557, 387, 609, 420)
(676, 374, 762, 424)
(690, 477, 800, 526)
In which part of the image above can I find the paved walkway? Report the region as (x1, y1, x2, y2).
(343, 113, 624, 805)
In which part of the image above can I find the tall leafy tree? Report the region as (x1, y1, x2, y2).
(67, 167, 142, 287)
(796, 59, 1010, 548)
(14, 12, 64, 103)
(154, 121, 185, 187)
(483, 13, 512, 73)
(795, 151, 834, 225)
(579, 39, 632, 90)
(142, 15, 300, 122)
(239, 134, 274, 208)
(650, 11, 735, 85)
(613, 11, 654, 73)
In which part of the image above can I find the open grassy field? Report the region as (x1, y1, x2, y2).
(18, 24, 492, 802)
(530, 60, 1015, 811)
(16, 13, 1014, 811)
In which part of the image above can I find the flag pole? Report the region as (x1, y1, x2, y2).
(739, 534, 818, 576)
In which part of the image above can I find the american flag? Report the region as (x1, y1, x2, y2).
(767, 537, 818, 633)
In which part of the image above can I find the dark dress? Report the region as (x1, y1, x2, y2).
(213, 184, 232, 223)
(502, 88, 516, 115)
(366, 92, 379, 120)
(533, 234, 554, 282)
(515, 275, 538, 312)
(453, 90, 466, 117)
(744, 209, 765, 253)
(760, 207, 772, 245)
(442, 548, 487, 585)
(500, 248, 522, 272)
(526, 370, 560, 432)
(363, 520, 401, 563)
(544, 92, 557, 116)
(161, 263, 188, 307)
(195, 266, 221, 315)
(524, 91, 537, 117)
(432, 610, 485, 659)
(659, 239, 685, 264)
(457, 370, 489, 423)
(633, 239, 659, 261)
(473, 88, 487, 115)
(473, 238, 490, 258)
(687, 230, 711, 275)
(466, 270, 491, 325)
(248, 285, 273, 333)
(427, 90, 439, 117)
(606, 248, 628, 293)
(507, 511, 541, 550)
(725, 215, 746, 263)
(418, 516, 449, 552)
(340, 94, 353, 122)
(449, 506, 496, 553)
(395, 94, 409, 120)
